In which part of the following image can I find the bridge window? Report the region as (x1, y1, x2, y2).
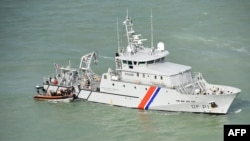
(138, 62, 146, 65)
(155, 58, 161, 63)
(122, 60, 127, 64)
(128, 61, 132, 65)
(161, 57, 165, 61)
(147, 60, 154, 64)
(128, 61, 133, 69)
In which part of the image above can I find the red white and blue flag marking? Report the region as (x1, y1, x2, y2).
(138, 86, 161, 110)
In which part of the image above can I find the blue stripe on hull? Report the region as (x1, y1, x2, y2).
(145, 87, 161, 110)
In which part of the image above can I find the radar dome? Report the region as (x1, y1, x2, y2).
(126, 45, 132, 52)
(157, 42, 165, 51)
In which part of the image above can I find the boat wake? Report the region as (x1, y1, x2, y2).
(173, 33, 250, 56)
(142, 110, 182, 116)
(233, 109, 242, 114)
(232, 47, 250, 56)
(99, 55, 113, 60)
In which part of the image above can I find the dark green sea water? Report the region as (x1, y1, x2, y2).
(0, 0, 250, 141)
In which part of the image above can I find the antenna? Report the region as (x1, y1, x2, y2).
(150, 9, 154, 48)
(116, 17, 120, 53)
(68, 58, 71, 68)
(126, 8, 129, 19)
(124, 8, 130, 48)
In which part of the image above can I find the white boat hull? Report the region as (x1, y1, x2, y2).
(44, 82, 240, 114)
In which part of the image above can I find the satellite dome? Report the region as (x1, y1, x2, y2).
(157, 42, 165, 51)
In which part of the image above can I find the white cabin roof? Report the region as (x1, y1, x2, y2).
(123, 62, 191, 76)
(147, 62, 191, 76)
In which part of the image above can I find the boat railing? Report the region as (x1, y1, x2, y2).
(175, 72, 208, 94)
(43, 73, 57, 84)
(43, 73, 81, 87)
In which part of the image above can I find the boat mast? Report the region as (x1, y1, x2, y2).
(150, 9, 154, 48)
(116, 18, 120, 53)
(125, 9, 130, 47)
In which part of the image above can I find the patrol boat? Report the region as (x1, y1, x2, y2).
(36, 12, 241, 114)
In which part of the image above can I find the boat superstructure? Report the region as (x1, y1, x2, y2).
(35, 12, 241, 114)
